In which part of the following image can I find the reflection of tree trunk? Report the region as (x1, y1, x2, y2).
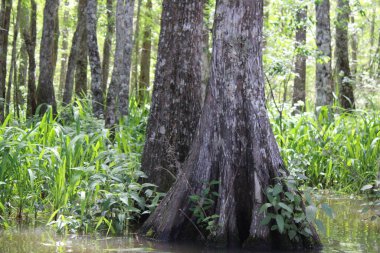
(58, 0, 70, 101)
(23, 0, 37, 118)
(292, 5, 307, 112)
(102, 0, 114, 98)
(140, 0, 203, 192)
(0, 0, 12, 122)
(315, 0, 333, 107)
(105, 0, 135, 129)
(63, 0, 87, 105)
(87, 0, 103, 117)
(36, 0, 59, 115)
(335, 0, 354, 109)
(139, 1, 321, 250)
(138, 0, 152, 104)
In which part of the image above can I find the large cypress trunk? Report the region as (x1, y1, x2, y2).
(315, 0, 333, 107)
(139, 0, 320, 250)
(292, 5, 307, 111)
(75, 27, 88, 97)
(63, 0, 87, 105)
(105, 0, 135, 129)
(335, 0, 354, 109)
(140, 0, 203, 192)
(36, 0, 59, 115)
(23, 0, 37, 118)
(86, 0, 103, 117)
(0, 0, 12, 122)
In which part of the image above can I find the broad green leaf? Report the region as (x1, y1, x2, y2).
(275, 214, 285, 234)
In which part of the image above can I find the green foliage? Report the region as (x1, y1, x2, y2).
(0, 99, 162, 234)
(270, 104, 380, 193)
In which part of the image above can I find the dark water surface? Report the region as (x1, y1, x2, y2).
(0, 196, 379, 253)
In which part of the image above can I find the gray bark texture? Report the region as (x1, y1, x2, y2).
(350, 16, 358, 77)
(87, 0, 104, 117)
(58, 0, 70, 101)
(139, 0, 203, 192)
(23, 0, 37, 117)
(315, 0, 333, 107)
(138, 0, 152, 104)
(75, 25, 88, 97)
(132, 0, 142, 98)
(201, 0, 211, 105)
(36, 0, 59, 115)
(139, 0, 321, 250)
(335, 0, 355, 109)
(102, 0, 114, 97)
(292, 6, 307, 111)
(63, 0, 87, 105)
(105, 0, 135, 129)
(0, 0, 12, 122)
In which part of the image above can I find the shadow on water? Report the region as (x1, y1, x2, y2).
(0, 196, 378, 253)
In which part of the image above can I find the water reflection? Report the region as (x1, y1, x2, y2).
(0, 196, 378, 253)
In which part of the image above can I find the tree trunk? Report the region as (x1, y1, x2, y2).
(139, 0, 320, 250)
(132, 0, 142, 99)
(315, 0, 333, 107)
(6, 0, 22, 117)
(292, 5, 307, 112)
(0, 0, 12, 122)
(138, 0, 152, 104)
(86, 0, 103, 117)
(200, 0, 211, 106)
(368, 2, 376, 77)
(101, 0, 114, 98)
(75, 24, 88, 97)
(63, 0, 87, 105)
(335, 0, 354, 109)
(105, 0, 135, 129)
(58, 0, 70, 101)
(350, 16, 358, 78)
(36, 0, 59, 115)
(17, 42, 27, 112)
(23, 0, 37, 118)
(139, 0, 203, 192)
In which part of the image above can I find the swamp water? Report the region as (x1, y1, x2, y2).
(0, 196, 379, 253)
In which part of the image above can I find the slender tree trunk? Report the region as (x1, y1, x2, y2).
(63, 0, 87, 105)
(17, 42, 27, 111)
(132, 0, 142, 99)
(376, 28, 380, 78)
(52, 14, 60, 78)
(139, 0, 203, 192)
(75, 25, 88, 97)
(23, 0, 37, 118)
(368, 2, 376, 76)
(350, 16, 358, 78)
(138, 0, 152, 104)
(139, 0, 321, 250)
(335, 0, 354, 109)
(58, 0, 70, 101)
(36, 0, 59, 115)
(6, 0, 22, 117)
(315, 0, 334, 107)
(86, 0, 103, 117)
(105, 0, 135, 129)
(0, 0, 12, 122)
(101, 0, 114, 97)
(292, 5, 307, 112)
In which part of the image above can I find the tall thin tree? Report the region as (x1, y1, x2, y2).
(36, 0, 60, 114)
(58, 0, 70, 101)
(101, 0, 114, 97)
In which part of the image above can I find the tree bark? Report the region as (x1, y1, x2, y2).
(138, 0, 152, 104)
(36, 0, 59, 115)
(200, 0, 211, 106)
(335, 0, 354, 109)
(350, 16, 358, 78)
(139, 0, 320, 250)
(6, 0, 22, 117)
(132, 0, 142, 99)
(23, 0, 37, 118)
(63, 0, 87, 105)
(15, 43, 27, 117)
(292, 5, 307, 112)
(105, 0, 135, 129)
(139, 0, 203, 192)
(0, 0, 12, 122)
(58, 0, 70, 101)
(315, 0, 333, 107)
(102, 0, 114, 98)
(75, 24, 88, 97)
(86, 0, 103, 117)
